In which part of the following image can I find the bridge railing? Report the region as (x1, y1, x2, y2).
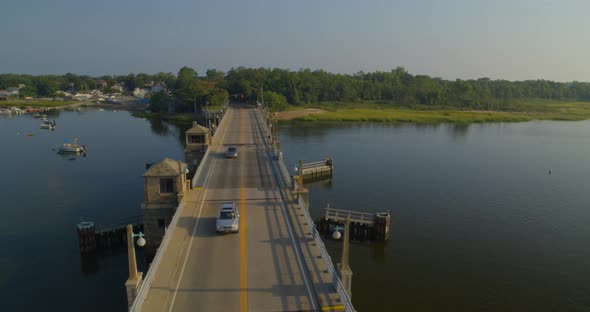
(130, 106, 229, 312)
(295, 181, 355, 312)
(129, 201, 185, 312)
(255, 109, 291, 187)
(255, 108, 354, 311)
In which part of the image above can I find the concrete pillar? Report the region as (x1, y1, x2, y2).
(125, 224, 143, 310)
(299, 160, 304, 185)
(299, 187, 310, 209)
(338, 218, 353, 300)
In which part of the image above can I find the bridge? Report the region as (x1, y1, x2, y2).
(129, 106, 353, 312)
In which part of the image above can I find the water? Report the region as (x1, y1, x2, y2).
(3, 111, 590, 311)
(0, 110, 185, 311)
(279, 122, 590, 311)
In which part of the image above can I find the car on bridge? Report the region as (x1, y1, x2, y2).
(225, 146, 238, 158)
(216, 201, 240, 233)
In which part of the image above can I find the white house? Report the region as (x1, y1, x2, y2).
(151, 83, 166, 93)
(133, 88, 150, 99)
(111, 83, 126, 92)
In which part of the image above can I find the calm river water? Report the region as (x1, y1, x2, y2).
(280, 121, 590, 312)
(2, 110, 590, 311)
(0, 110, 185, 311)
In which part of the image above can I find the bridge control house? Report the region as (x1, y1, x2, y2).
(141, 158, 190, 257)
(184, 122, 211, 176)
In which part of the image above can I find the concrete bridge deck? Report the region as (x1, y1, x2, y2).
(132, 106, 347, 312)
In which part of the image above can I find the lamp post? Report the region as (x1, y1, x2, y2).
(125, 224, 145, 309)
(193, 96, 197, 115)
(333, 217, 353, 300)
(127, 224, 145, 281)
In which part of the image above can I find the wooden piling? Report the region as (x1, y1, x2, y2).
(77, 222, 144, 253)
(318, 208, 390, 242)
(373, 212, 390, 241)
(77, 221, 97, 253)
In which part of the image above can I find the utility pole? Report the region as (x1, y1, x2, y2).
(193, 96, 197, 115)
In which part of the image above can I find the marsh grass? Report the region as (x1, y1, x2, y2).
(291, 99, 590, 123)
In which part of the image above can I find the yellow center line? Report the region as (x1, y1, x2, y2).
(240, 108, 248, 311)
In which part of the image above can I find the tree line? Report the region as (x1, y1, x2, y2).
(2, 66, 590, 112)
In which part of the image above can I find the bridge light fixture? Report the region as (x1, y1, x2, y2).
(132, 231, 146, 247)
(332, 229, 342, 240)
(332, 225, 344, 240)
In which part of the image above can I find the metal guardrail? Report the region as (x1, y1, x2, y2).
(295, 182, 355, 312)
(130, 108, 229, 312)
(255, 109, 291, 187)
(325, 207, 375, 225)
(255, 107, 354, 311)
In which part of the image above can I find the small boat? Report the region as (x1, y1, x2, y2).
(40, 120, 55, 130)
(0, 109, 12, 115)
(59, 137, 86, 153)
(33, 113, 42, 118)
(9, 107, 23, 115)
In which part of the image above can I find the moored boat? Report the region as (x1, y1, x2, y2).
(59, 137, 86, 153)
(40, 119, 56, 130)
(9, 107, 23, 115)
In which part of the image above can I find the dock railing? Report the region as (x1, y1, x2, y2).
(325, 207, 375, 225)
(301, 160, 331, 170)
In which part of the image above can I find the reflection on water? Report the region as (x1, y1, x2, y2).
(80, 253, 99, 275)
(0, 110, 185, 312)
(447, 123, 470, 139)
(280, 120, 590, 312)
(140, 116, 191, 148)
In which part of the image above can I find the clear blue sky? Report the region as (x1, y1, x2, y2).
(1, 0, 589, 81)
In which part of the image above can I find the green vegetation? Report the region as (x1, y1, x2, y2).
(0, 100, 77, 108)
(4, 67, 590, 124)
(290, 100, 590, 123)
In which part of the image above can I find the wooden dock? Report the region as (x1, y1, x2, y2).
(317, 207, 390, 242)
(298, 158, 333, 183)
(77, 221, 143, 253)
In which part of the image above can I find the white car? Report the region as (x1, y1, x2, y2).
(216, 202, 239, 233)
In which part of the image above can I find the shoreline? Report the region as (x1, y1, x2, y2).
(275, 102, 590, 124)
(6, 99, 590, 125)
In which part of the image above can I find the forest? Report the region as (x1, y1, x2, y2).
(2, 66, 590, 112)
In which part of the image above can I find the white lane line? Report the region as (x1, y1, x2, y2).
(165, 109, 234, 312)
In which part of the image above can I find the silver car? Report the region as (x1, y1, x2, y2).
(216, 202, 239, 233)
